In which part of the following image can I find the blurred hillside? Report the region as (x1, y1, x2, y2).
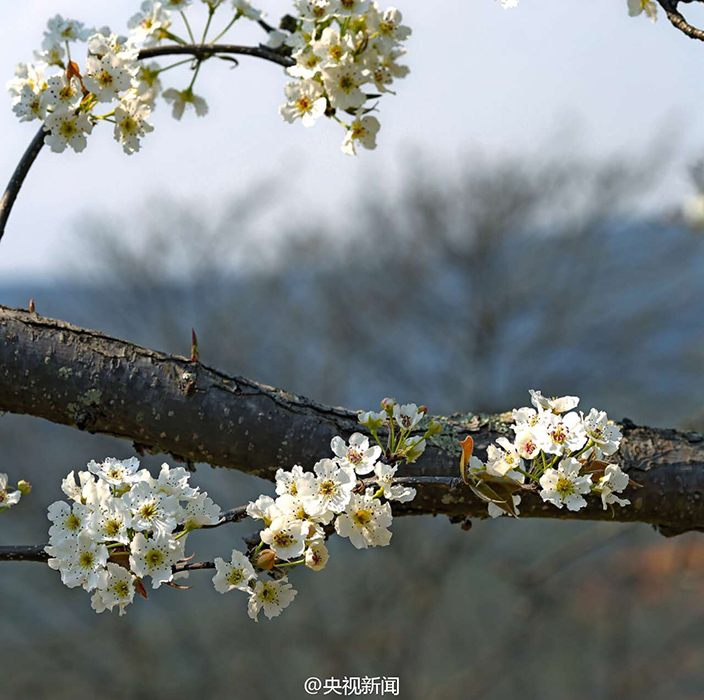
(1, 151, 703, 700)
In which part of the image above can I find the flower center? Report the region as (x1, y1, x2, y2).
(227, 569, 244, 586)
(353, 509, 371, 526)
(146, 549, 164, 568)
(555, 477, 575, 498)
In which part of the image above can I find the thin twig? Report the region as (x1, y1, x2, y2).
(658, 0, 704, 40)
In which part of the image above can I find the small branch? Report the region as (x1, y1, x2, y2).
(0, 125, 46, 246)
(0, 544, 48, 563)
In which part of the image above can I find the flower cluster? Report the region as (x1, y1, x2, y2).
(277, 1, 411, 155)
(45, 458, 220, 616)
(460, 390, 633, 518)
(500, 0, 658, 22)
(7, 1, 410, 158)
(213, 398, 425, 621)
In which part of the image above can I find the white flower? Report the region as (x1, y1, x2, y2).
(335, 488, 393, 549)
(260, 516, 307, 560)
(163, 0, 194, 9)
(486, 437, 524, 477)
(84, 53, 135, 103)
(7, 63, 46, 103)
(123, 481, 180, 536)
(627, 0, 657, 22)
(367, 7, 412, 50)
(113, 98, 154, 154)
(246, 495, 281, 526)
(373, 463, 416, 502)
(275, 465, 314, 498)
(288, 48, 325, 79)
(543, 412, 587, 455)
(93, 497, 133, 544)
(539, 457, 592, 511)
(330, 0, 370, 16)
(499, 0, 520, 8)
(279, 80, 327, 127)
(154, 463, 198, 498)
(128, 1, 172, 46)
(529, 389, 579, 415)
(133, 63, 163, 106)
(61, 470, 94, 501)
(341, 113, 380, 156)
(0, 474, 21, 509)
(514, 429, 547, 461)
(595, 464, 631, 510)
(90, 563, 136, 616)
(247, 578, 297, 621)
(581, 409, 622, 459)
(88, 30, 138, 61)
(393, 403, 424, 431)
(331, 432, 381, 475)
(43, 15, 91, 47)
(322, 61, 369, 111)
(180, 491, 221, 529)
(41, 74, 82, 114)
(47, 501, 92, 542)
(34, 43, 65, 67)
(162, 88, 208, 119)
(369, 48, 410, 93)
(12, 84, 46, 123)
(488, 494, 521, 518)
(232, 0, 263, 20)
(129, 532, 185, 589)
(44, 110, 94, 153)
(300, 458, 356, 517)
(87, 457, 141, 486)
(46, 532, 108, 591)
(312, 27, 355, 67)
(212, 550, 256, 593)
(305, 541, 329, 571)
(358, 410, 387, 430)
(295, 0, 333, 22)
(276, 493, 332, 530)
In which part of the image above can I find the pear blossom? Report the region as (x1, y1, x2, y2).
(232, 0, 263, 20)
(180, 491, 221, 529)
(530, 389, 579, 415)
(341, 113, 380, 155)
(0, 474, 22, 510)
(543, 412, 587, 455)
(366, 7, 412, 50)
(92, 497, 133, 544)
(43, 110, 94, 153)
(335, 488, 393, 549)
(84, 53, 135, 103)
(358, 410, 387, 430)
(373, 463, 416, 502)
(90, 563, 136, 616)
(213, 550, 256, 593)
(246, 495, 282, 526)
(130, 532, 185, 589)
(581, 408, 622, 459)
(279, 80, 327, 127)
(127, 1, 172, 46)
(627, 0, 658, 22)
(247, 579, 297, 621)
(275, 465, 314, 498)
(41, 74, 83, 114)
(486, 437, 524, 478)
(539, 457, 592, 511)
(331, 433, 381, 474)
(43, 15, 92, 46)
(46, 532, 109, 591)
(305, 541, 329, 571)
(87, 457, 141, 486)
(47, 501, 92, 542)
(331, 0, 371, 17)
(123, 481, 180, 536)
(595, 464, 631, 510)
(393, 403, 424, 431)
(322, 61, 370, 110)
(260, 516, 307, 560)
(300, 459, 356, 516)
(162, 87, 208, 120)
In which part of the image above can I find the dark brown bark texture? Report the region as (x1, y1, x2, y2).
(1, 305, 703, 536)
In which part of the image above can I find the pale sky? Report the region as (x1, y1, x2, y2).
(1, 0, 703, 280)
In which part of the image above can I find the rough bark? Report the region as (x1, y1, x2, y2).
(1, 304, 703, 536)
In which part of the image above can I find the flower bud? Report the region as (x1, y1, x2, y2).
(381, 397, 396, 414)
(419, 405, 428, 415)
(17, 480, 32, 495)
(256, 548, 277, 571)
(426, 420, 442, 436)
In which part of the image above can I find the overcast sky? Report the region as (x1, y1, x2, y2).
(1, 0, 703, 280)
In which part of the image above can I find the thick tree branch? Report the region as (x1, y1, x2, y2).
(0, 44, 293, 246)
(1, 305, 704, 535)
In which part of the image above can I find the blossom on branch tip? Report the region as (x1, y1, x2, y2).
(213, 550, 256, 593)
(247, 579, 297, 621)
(162, 87, 209, 120)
